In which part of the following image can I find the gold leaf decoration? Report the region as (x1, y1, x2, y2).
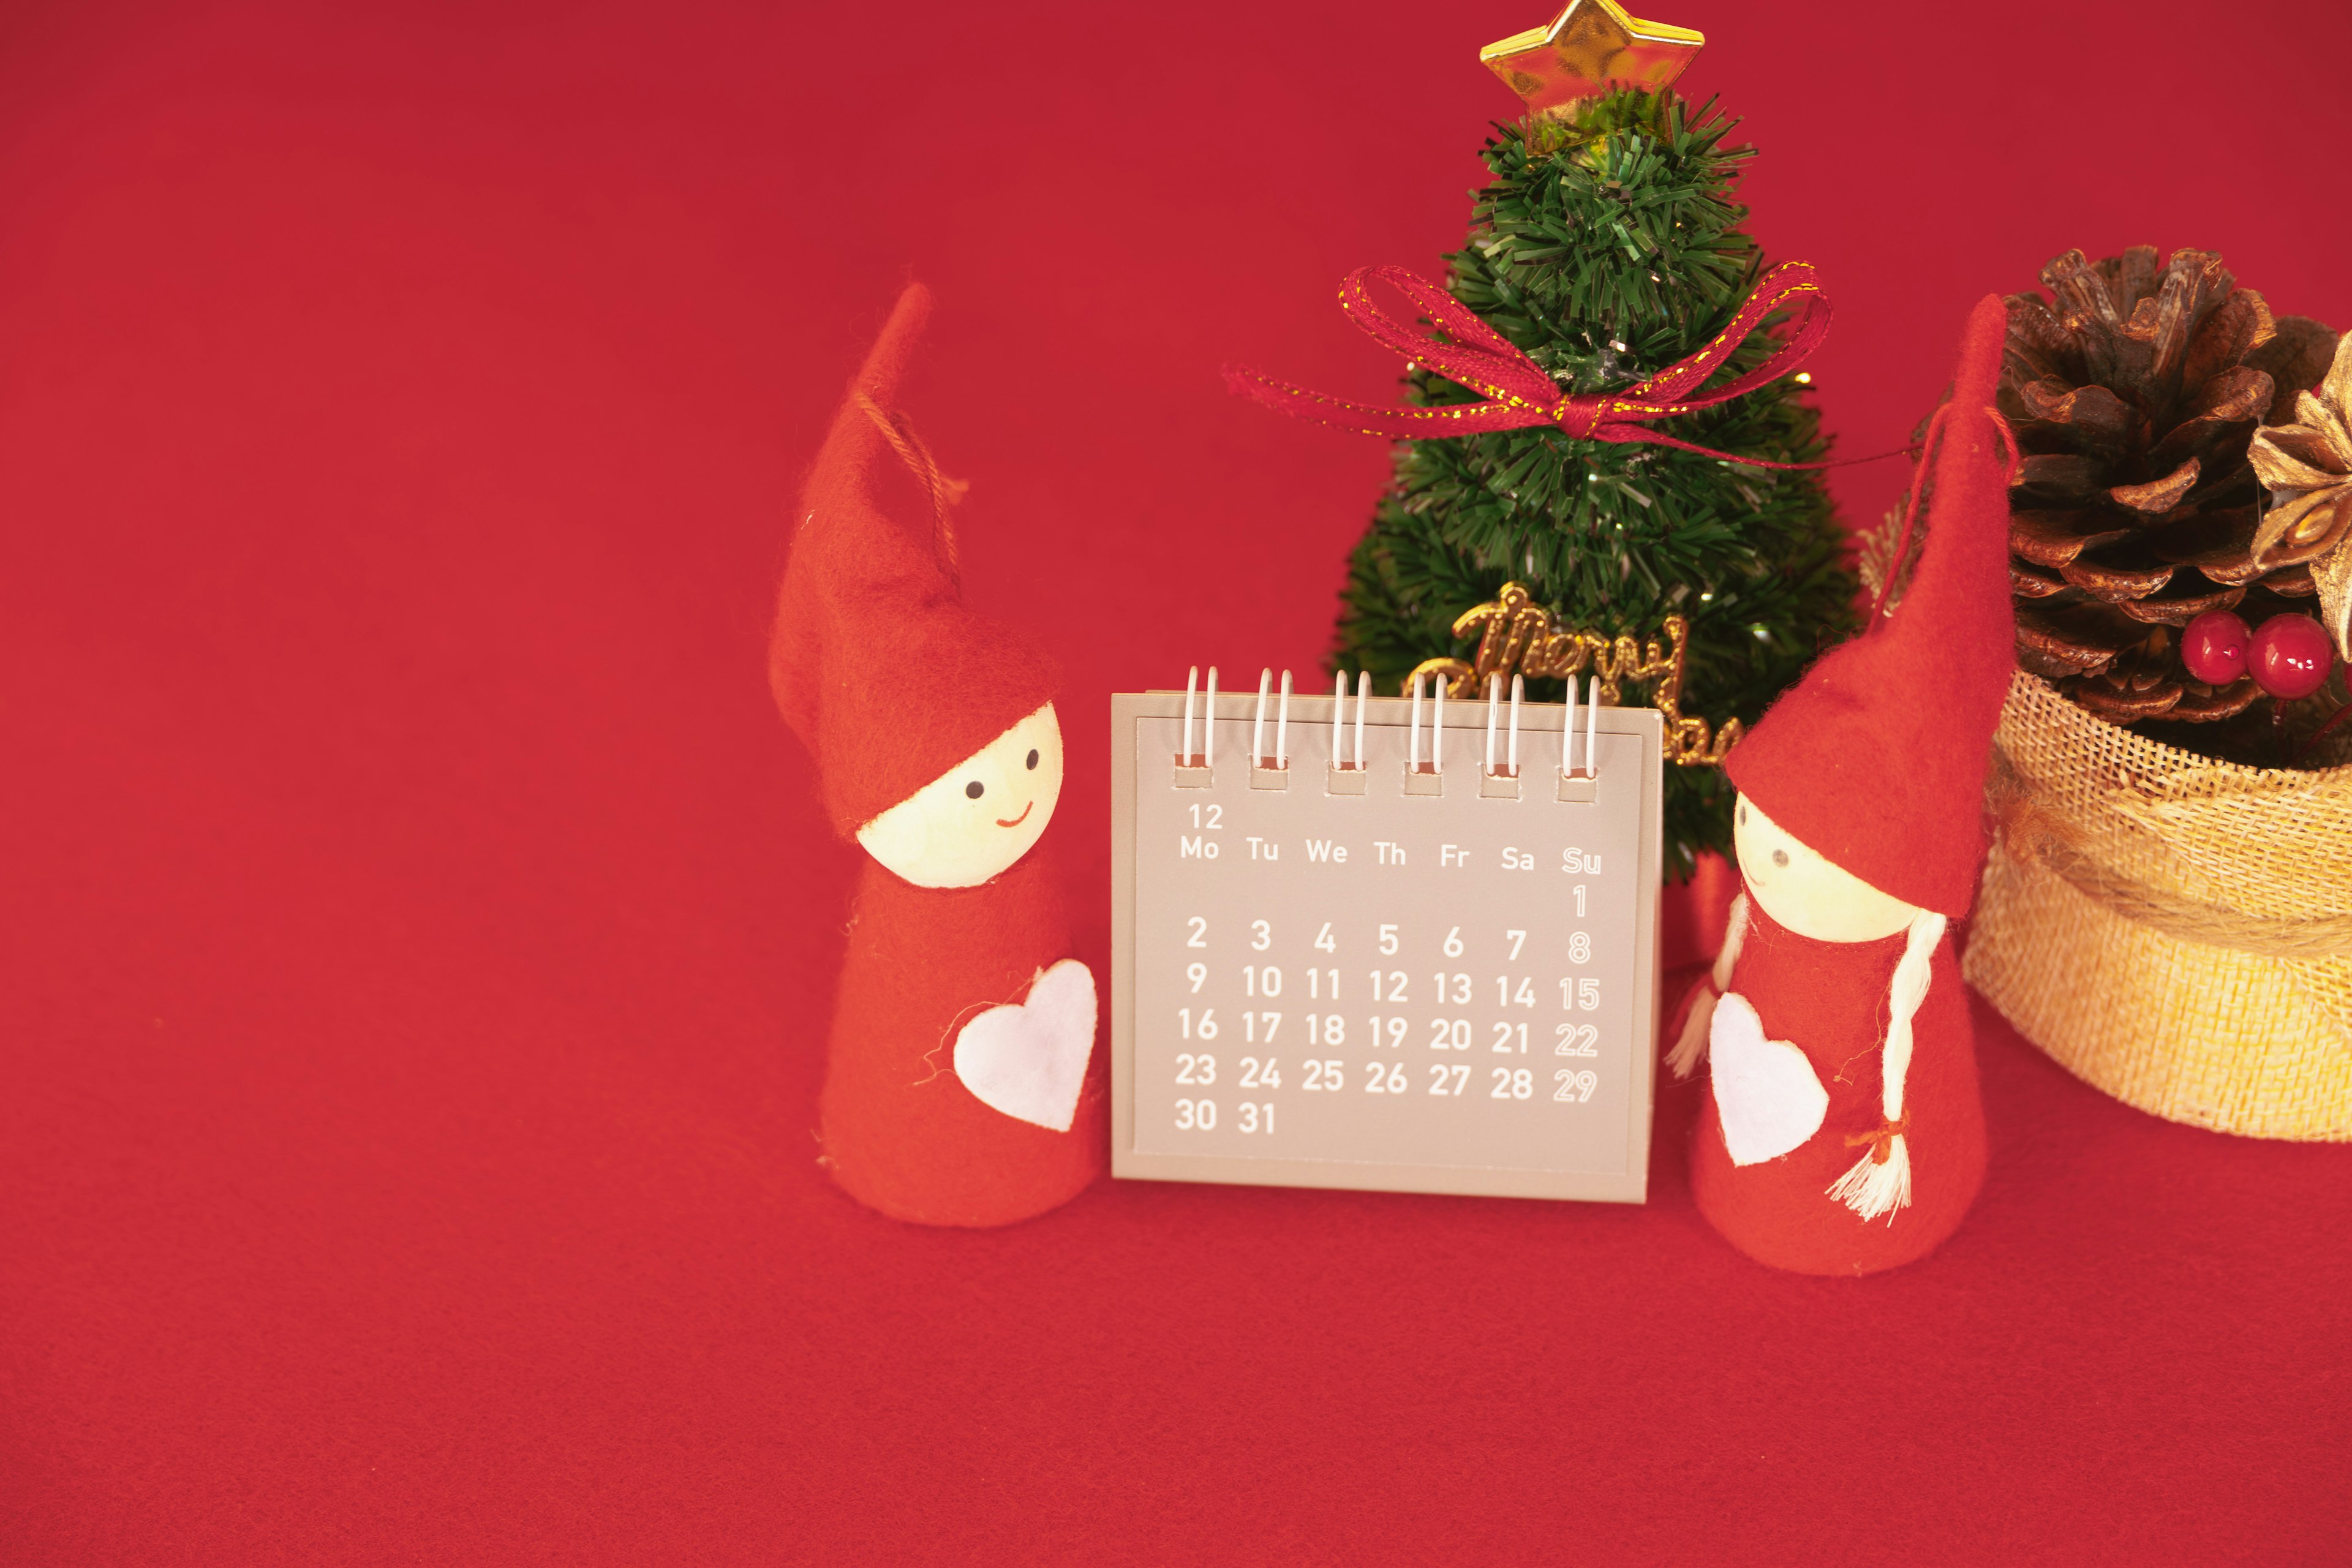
(2249, 331, 2352, 658)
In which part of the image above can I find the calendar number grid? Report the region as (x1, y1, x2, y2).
(1110, 691, 1662, 1203)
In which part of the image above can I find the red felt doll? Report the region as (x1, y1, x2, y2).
(1665, 294, 2015, 1276)
(769, 284, 1104, 1227)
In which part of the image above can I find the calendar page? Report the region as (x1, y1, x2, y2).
(1110, 685, 1662, 1202)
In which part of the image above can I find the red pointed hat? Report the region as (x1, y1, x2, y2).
(770, 284, 1060, 837)
(1725, 295, 2016, 918)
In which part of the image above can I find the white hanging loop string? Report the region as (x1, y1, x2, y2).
(1509, 674, 1523, 775)
(1204, 666, 1218, 768)
(1253, 668, 1272, 766)
(1276, 670, 1292, 768)
(1354, 671, 1370, 769)
(1485, 674, 1501, 775)
(1182, 666, 1199, 765)
(1409, 674, 1424, 774)
(1431, 675, 1445, 773)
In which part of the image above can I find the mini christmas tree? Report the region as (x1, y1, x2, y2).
(1316, 5, 1858, 875)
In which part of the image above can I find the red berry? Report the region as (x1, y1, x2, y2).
(2250, 613, 2335, 701)
(2179, 609, 2252, 685)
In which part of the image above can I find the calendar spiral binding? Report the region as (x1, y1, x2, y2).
(1174, 665, 1605, 802)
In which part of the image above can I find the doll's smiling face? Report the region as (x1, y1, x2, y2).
(856, 704, 1063, 889)
(1733, 792, 1921, 943)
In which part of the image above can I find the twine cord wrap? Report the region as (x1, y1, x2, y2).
(1989, 756, 2352, 960)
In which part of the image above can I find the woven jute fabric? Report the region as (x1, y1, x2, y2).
(1964, 673, 2352, 1140)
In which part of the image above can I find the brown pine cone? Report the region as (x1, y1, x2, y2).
(1999, 246, 2337, 731)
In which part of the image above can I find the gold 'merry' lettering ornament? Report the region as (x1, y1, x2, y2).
(1480, 0, 1705, 120)
(1409, 584, 1742, 768)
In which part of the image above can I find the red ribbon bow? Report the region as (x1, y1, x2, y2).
(1226, 262, 1834, 468)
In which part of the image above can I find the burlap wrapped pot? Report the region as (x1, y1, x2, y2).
(1964, 673, 2352, 1140)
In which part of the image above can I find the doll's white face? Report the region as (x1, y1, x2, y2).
(855, 704, 1063, 889)
(1733, 793, 1921, 944)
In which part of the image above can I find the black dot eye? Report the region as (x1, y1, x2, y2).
(1026, 749, 1039, 770)
(1772, 848, 1789, 868)
(1738, 804, 1747, 825)
(965, 781, 984, 799)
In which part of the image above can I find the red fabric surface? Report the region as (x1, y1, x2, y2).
(1692, 899, 1986, 1275)
(1728, 295, 2015, 920)
(771, 282, 1061, 839)
(823, 853, 1105, 1227)
(4, 1, 2350, 1561)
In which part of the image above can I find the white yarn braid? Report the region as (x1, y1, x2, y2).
(1826, 910, 1946, 1222)
(1665, 893, 1749, 1080)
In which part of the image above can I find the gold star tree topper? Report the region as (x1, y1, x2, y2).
(1481, 1, 1705, 119)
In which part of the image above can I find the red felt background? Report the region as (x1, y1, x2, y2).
(3, 1, 2349, 1561)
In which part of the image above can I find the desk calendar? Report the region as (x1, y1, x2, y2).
(1110, 671, 1664, 1202)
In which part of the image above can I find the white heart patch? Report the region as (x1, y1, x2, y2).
(952, 959, 1097, 1132)
(1708, 990, 1828, 1167)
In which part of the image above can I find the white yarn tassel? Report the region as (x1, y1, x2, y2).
(1665, 894, 1749, 1080)
(1664, 991, 1717, 1082)
(1825, 1119, 1914, 1224)
(1826, 910, 1945, 1222)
